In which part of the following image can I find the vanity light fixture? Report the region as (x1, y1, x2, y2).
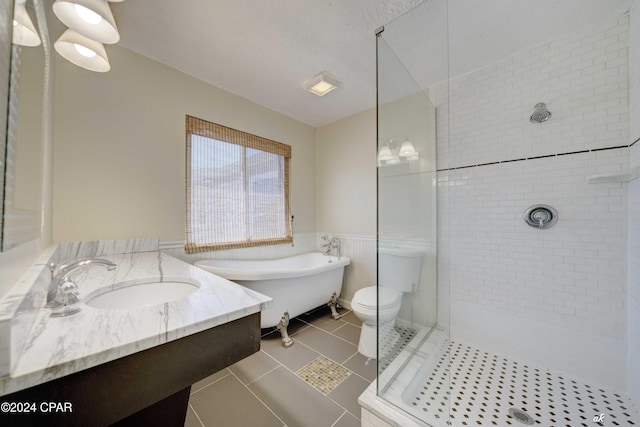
(54, 29, 110, 72)
(13, 0, 41, 47)
(377, 140, 399, 166)
(304, 71, 341, 96)
(398, 139, 417, 158)
(377, 137, 419, 166)
(377, 144, 394, 162)
(53, 0, 120, 44)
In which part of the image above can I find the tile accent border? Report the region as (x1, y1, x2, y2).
(437, 144, 630, 172)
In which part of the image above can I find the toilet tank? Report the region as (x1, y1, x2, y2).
(378, 248, 423, 292)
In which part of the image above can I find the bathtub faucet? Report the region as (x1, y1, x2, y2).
(321, 235, 341, 259)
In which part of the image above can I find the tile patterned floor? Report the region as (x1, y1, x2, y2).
(403, 341, 640, 427)
(185, 306, 374, 427)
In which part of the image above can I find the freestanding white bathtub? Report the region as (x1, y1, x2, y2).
(195, 252, 350, 347)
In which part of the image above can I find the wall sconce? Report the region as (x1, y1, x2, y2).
(54, 28, 110, 72)
(377, 137, 419, 167)
(13, 0, 41, 47)
(377, 144, 394, 162)
(398, 139, 417, 159)
(52, 0, 120, 44)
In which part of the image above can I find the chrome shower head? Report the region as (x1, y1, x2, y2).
(529, 103, 551, 123)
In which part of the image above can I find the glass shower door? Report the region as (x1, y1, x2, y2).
(376, 0, 640, 426)
(375, 1, 450, 424)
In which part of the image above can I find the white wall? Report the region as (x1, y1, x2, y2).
(378, 92, 438, 328)
(627, 0, 640, 410)
(378, 92, 436, 241)
(314, 101, 439, 327)
(53, 45, 381, 310)
(53, 45, 317, 243)
(314, 109, 377, 305)
(436, 15, 630, 389)
(314, 109, 376, 236)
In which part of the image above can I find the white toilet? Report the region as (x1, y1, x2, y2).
(351, 248, 423, 359)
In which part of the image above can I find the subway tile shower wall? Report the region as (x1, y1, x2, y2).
(627, 2, 640, 410)
(629, 143, 640, 407)
(433, 15, 629, 169)
(439, 148, 628, 337)
(433, 13, 633, 386)
(630, 5, 640, 150)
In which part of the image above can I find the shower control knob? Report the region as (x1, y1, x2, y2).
(524, 205, 557, 229)
(532, 209, 550, 226)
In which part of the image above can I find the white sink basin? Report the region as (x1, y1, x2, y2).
(85, 277, 200, 309)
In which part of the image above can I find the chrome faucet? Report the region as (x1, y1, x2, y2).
(321, 235, 341, 259)
(46, 258, 117, 317)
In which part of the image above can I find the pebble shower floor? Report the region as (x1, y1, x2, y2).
(405, 341, 639, 426)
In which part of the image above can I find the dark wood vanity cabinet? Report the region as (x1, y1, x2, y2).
(0, 313, 261, 426)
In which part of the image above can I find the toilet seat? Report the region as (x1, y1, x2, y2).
(354, 286, 401, 310)
(351, 286, 404, 359)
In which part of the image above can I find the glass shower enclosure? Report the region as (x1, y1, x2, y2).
(375, 0, 449, 425)
(375, 0, 640, 426)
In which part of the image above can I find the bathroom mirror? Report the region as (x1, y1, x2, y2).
(1, 0, 48, 252)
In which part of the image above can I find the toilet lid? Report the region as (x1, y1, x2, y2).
(355, 287, 401, 310)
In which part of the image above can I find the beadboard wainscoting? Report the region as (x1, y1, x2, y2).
(161, 233, 439, 329)
(317, 233, 377, 308)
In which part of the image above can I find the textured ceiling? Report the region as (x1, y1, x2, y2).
(113, 0, 423, 128)
(112, 0, 635, 128)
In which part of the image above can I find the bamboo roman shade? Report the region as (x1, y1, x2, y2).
(185, 115, 292, 254)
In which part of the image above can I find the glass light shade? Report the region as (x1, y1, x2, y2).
(398, 140, 417, 157)
(55, 29, 110, 72)
(377, 145, 393, 162)
(12, 1, 41, 47)
(53, 0, 120, 44)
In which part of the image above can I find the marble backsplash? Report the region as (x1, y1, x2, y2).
(0, 238, 159, 378)
(54, 238, 159, 262)
(0, 246, 55, 378)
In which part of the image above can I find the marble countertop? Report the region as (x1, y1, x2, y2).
(0, 251, 272, 396)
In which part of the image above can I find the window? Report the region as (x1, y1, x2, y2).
(185, 115, 292, 253)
